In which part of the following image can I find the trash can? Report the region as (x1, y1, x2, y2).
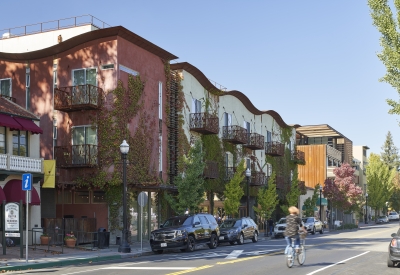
(97, 227, 110, 249)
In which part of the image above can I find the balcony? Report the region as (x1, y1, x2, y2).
(54, 84, 103, 112)
(190, 113, 219, 135)
(54, 145, 98, 168)
(222, 126, 248, 144)
(249, 171, 267, 186)
(0, 153, 43, 174)
(265, 141, 284, 156)
(243, 133, 265, 150)
(292, 150, 305, 164)
(204, 160, 218, 179)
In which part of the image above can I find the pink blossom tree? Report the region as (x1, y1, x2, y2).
(322, 163, 363, 213)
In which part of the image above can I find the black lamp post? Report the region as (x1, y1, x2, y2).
(365, 193, 368, 224)
(246, 168, 251, 218)
(319, 185, 322, 221)
(118, 140, 131, 253)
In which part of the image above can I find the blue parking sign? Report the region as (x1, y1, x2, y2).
(22, 173, 32, 191)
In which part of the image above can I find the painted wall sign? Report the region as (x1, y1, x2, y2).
(5, 203, 19, 231)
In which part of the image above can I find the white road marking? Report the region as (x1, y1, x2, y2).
(101, 267, 195, 270)
(225, 250, 243, 259)
(306, 251, 370, 275)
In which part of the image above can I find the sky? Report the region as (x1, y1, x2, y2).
(0, 1, 398, 156)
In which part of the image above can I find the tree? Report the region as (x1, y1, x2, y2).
(323, 163, 363, 213)
(253, 171, 279, 221)
(389, 172, 400, 211)
(164, 139, 206, 214)
(366, 153, 395, 216)
(224, 159, 245, 218)
(368, 1, 400, 118)
(381, 131, 400, 171)
(302, 184, 320, 217)
(280, 172, 301, 216)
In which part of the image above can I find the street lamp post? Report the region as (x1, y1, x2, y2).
(365, 193, 368, 224)
(319, 185, 322, 221)
(118, 140, 131, 253)
(246, 168, 251, 218)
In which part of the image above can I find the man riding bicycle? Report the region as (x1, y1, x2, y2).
(284, 206, 302, 253)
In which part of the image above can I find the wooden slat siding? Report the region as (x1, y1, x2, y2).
(344, 138, 353, 165)
(297, 144, 327, 189)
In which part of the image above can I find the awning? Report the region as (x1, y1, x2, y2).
(13, 117, 43, 134)
(317, 198, 328, 206)
(0, 113, 23, 130)
(3, 179, 40, 205)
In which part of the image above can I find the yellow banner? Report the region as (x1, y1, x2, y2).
(43, 160, 56, 188)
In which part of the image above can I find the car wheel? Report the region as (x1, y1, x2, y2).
(312, 227, 316, 235)
(252, 231, 258, 243)
(237, 233, 244, 245)
(319, 227, 324, 234)
(229, 241, 235, 245)
(152, 249, 163, 254)
(185, 236, 196, 252)
(208, 233, 218, 249)
(387, 256, 394, 267)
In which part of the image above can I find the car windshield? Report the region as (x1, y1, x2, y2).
(220, 220, 241, 228)
(390, 212, 398, 215)
(302, 218, 314, 223)
(162, 216, 193, 228)
(277, 219, 286, 224)
(378, 216, 386, 219)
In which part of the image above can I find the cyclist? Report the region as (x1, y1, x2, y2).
(284, 206, 302, 253)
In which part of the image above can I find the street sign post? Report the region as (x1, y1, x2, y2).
(22, 173, 31, 263)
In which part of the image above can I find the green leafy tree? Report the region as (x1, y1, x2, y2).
(224, 159, 245, 218)
(389, 172, 400, 212)
(368, 1, 400, 118)
(366, 153, 395, 216)
(165, 139, 206, 214)
(253, 171, 279, 221)
(302, 184, 320, 217)
(381, 131, 400, 171)
(280, 172, 301, 216)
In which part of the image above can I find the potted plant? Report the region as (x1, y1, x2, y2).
(64, 232, 77, 248)
(40, 233, 51, 245)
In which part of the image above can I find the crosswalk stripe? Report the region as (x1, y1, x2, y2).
(225, 250, 243, 259)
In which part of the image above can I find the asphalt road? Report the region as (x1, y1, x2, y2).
(13, 222, 400, 275)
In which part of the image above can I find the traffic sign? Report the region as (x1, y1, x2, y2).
(138, 192, 148, 207)
(22, 174, 32, 191)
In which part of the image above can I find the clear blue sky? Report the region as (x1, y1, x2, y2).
(1, 1, 398, 156)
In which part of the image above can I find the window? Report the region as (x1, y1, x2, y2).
(74, 191, 90, 204)
(72, 126, 97, 165)
(119, 64, 138, 76)
(0, 127, 5, 154)
(73, 68, 97, 86)
(56, 191, 72, 204)
(26, 68, 30, 109)
(53, 63, 57, 90)
(72, 68, 97, 104)
(266, 131, 272, 142)
(192, 98, 201, 113)
(159, 81, 163, 119)
(244, 121, 250, 133)
(101, 64, 114, 70)
(92, 191, 106, 203)
(159, 134, 162, 172)
(224, 112, 232, 126)
(199, 215, 209, 225)
(12, 130, 28, 156)
(0, 78, 11, 97)
(193, 216, 200, 225)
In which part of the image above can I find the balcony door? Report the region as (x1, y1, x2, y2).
(72, 126, 97, 165)
(72, 68, 97, 104)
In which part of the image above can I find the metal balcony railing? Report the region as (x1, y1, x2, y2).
(265, 141, 284, 156)
(0, 153, 43, 173)
(54, 145, 98, 168)
(54, 84, 103, 112)
(204, 160, 219, 179)
(249, 171, 267, 186)
(190, 113, 219, 135)
(222, 126, 248, 144)
(292, 150, 305, 164)
(243, 133, 265, 150)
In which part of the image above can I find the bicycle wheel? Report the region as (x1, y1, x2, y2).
(297, 245, 306, 265)
(286, 247, 295, 268)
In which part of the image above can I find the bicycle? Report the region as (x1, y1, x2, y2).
(285, 232, 306, 268)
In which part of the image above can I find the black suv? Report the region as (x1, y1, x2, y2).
(218, 217, 259, 245)
(150, 213, 220, 254)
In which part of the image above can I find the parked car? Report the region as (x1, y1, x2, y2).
(388, 212, 400, 221)
(218, 217, 258, 245)
(376, 215, 389, 224)
(302, 217, 324, 234)
(387, 227, 400, 267)
(150, 213, 219, 254)
(274, 218, 287, 238)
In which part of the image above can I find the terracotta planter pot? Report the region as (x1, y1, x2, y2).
(65, 239, 76, 248)
(40, 236, 51, 245)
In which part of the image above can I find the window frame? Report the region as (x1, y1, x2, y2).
(12, 130, 28, 157)
(72, 67, 98, 87)
(0, 78, 12, 97)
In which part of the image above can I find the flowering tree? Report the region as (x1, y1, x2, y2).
(323, 163, 363, 213)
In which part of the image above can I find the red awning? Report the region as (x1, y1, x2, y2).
(13, 117, 43, 134)
(0, 113, 23, 130)
(0, 186, 6, 204)
(3, 179, 40, 205)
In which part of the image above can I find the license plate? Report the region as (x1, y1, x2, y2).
(161, 243, 167, 247)
(219, 236, 224, 240)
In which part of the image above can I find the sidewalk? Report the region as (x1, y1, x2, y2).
(0, 241, 152, 271)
